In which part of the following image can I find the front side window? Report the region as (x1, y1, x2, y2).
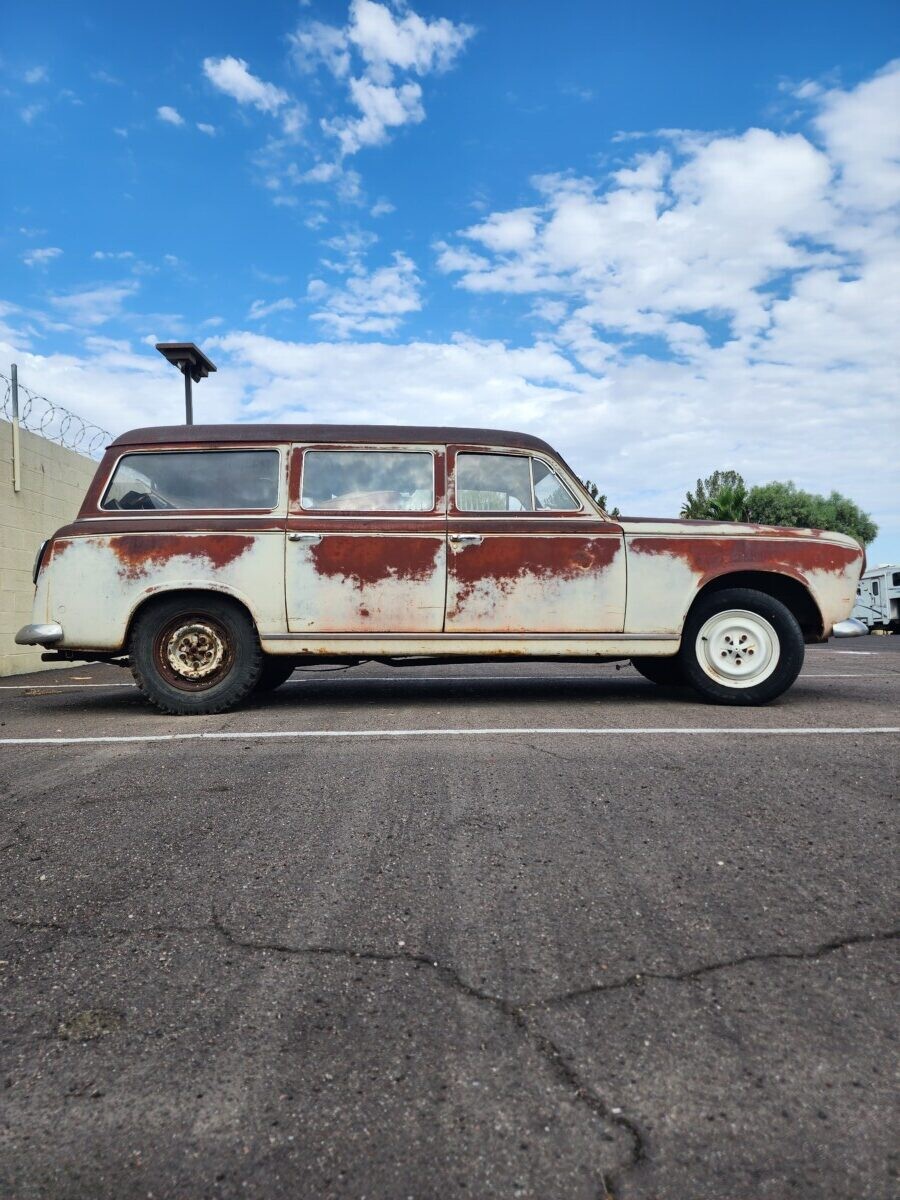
(455, 453, 581, 512)
(456, 453, 534, 511)
(301, 450, 434, 512)
(102, 450, 280, 511)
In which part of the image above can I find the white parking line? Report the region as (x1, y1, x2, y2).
(0, 683, 134, 689)
(0, 726, 896, 747)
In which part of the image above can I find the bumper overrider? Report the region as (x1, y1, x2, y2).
(15, 623, 64, 646)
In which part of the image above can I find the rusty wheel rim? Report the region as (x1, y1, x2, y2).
(154, 615, 235, 692)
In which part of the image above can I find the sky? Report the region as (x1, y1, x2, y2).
(2, 0, 899, 561)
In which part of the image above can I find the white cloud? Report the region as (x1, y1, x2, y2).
(324, 76, 424, 155)
(814, 58, 900, 211)
(20, 103, 44, 125)
(24, 66, 48, 84)
(203, 55, 288, 112)
(463, 208, 540, 253)
(290, 1, 473, 158)
(371, 198, 395, 217)
(157, 105, 185, 126)
(202, 55, 304, 137)
(248, 297, 296, 320)
(196, 122, 217, 136)
(22, 247, 63, 268)
(309, 251, 422, 336)
(49, 283, 139, 327)
(92, 250, 135, 261)
(346, 0, 474, 77)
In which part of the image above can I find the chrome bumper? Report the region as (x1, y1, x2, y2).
(15, 622, 64, 646)
(832, 618, 869, 638)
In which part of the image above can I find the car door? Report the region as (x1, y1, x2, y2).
(445, 446, 626, 633)
(285, 442, 447, 633)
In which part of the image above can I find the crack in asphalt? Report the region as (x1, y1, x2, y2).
(525, 927, 900, 1010)
(207, 908, 647, 1186)
(5, 914, 897, 1193)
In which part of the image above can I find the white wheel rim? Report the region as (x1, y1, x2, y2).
(695, 609, 780, 689)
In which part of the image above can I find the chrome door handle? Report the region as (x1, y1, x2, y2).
(449, 534, 483, 546)
(288, 532, 322, 543)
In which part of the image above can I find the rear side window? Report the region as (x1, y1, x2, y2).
(301, 450, 434, 511)
(102, 450, 280, 511)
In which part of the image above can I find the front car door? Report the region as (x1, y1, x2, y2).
(286, 442, 447, 633)
(445, 447, 626, 633)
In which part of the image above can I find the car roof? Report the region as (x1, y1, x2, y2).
(110, 423, 558, 455)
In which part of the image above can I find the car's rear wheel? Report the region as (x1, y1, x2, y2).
(630, 656, 686, 686)
(680, 587, 804, 706)
(130, 595, 262, 715)
(254, 655, 297, 693)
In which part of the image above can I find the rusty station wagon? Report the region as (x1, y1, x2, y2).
(16, 424, 865, 714)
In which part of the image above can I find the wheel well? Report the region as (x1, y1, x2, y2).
(125, 588, 257, 646)
(694, 572, 824, 640)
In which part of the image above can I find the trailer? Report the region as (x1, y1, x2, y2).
(851, 564, 900, 632)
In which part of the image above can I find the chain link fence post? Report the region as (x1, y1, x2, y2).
(10, 363, 21, 492)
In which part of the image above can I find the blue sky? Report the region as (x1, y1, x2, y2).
(3, 1, 899, 559)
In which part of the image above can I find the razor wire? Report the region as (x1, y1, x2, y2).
(0, 368, 112, 457)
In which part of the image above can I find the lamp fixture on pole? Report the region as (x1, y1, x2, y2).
(155, 342, 217, 425)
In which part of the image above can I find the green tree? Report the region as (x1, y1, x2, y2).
(582, 479, 621, 519)
(681, 470, 747, 519)
(745, 481, 878, 544)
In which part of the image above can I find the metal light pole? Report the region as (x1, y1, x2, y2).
(155, 343, 217, 425)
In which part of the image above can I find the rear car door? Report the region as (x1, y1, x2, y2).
(445, 447, 626, 633)
(285, 442, 447, 633)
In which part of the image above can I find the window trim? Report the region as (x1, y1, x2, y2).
(98, 446, 284, 515)
(452, 448, 586, 516)
(297, 446, 439, 516)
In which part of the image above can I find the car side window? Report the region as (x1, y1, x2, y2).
(456, 453, 534, 511)
(301, 450, 434, 512)
(532, 459, 579, 511)
(101, 450, 280, 510)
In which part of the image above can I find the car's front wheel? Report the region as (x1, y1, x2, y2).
(130, 594, 262, 715)
(679, 587, 804, 706)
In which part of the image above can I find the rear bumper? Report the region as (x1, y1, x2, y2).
(832, 618, 869, 638)
(15, 622, 64, 646)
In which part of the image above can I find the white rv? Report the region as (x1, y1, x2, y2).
(851, 565, 900, 631)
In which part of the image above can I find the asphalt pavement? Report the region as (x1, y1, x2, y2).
(1, 640, 898, 1199)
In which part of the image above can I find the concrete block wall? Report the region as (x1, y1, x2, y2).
(1, 419, 98, 676)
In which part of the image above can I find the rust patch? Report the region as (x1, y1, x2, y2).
(309, 536, 442, 590)
(448, 536, 620, 619)
(49, 538, 75, 561)
(629, 536, 860, 579)
(109, 533, 255, 580)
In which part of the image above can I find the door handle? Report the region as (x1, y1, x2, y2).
(449, 534, 483, 547)
(288, 532, 322, 544)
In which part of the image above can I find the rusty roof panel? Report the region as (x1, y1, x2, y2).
(110, 423, 557, 455)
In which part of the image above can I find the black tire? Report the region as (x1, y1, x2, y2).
(631, 656, 686, 686)
(254, 655, 297, 693)
(129, 594, 262, 715)
(679, 587, 804, 706)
